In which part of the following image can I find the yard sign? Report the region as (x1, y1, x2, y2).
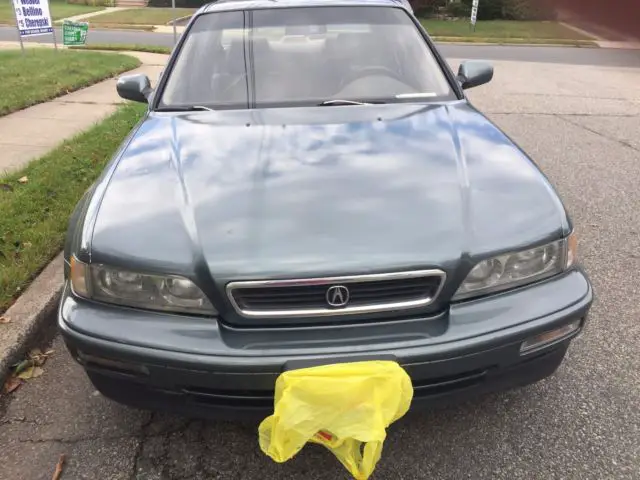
(470, 0, 479, 29)
(11, 0, 53, 37)
(63, 20, 89, 46)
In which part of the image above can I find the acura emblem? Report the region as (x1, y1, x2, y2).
(326, 285, 350, 308)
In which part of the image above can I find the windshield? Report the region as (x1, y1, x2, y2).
(160, 6, 455, 110)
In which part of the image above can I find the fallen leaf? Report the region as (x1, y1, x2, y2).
(29, 348, 42, 357)
(17, 176, 28, 184)
(31, 366, 44, 378)
(3, 376, 22, 394)
(28, 348, 52, 366)
(44, 349, 55, 356)
(52, 453, 66, 480)
(17, 366, 36, 379)
(0, 316, 10, 324)
(23, 242, 32, 248)
(13, 359, 32, 375)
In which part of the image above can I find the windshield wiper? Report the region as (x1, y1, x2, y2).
(155, 105, 213, 112)
(317, 99, 372, 106)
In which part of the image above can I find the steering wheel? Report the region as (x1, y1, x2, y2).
(337, 66, 406, 92)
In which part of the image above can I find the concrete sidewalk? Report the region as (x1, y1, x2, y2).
(0, 48, 168, 174)
(560, 21, 640, 50)
(54, 7, 135, 24)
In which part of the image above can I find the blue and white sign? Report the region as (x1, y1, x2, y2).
(12, 0, 53, 37)
(470, 0, 479, 26)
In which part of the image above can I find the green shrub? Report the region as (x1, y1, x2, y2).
(454, 0, 555, 20)
(410, 0, 446, 17)
(147, 0, 205, 7)
(446, 1, 470, 18)
(502, 0, 555, 20)
(66, 0, 115, 6)
(459, 0, 503, 20)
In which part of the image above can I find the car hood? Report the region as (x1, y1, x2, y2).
(90, 102, 567, 284)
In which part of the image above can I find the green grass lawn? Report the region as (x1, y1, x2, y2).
(0, 0, 104, 24)
(0, 49, 140, 116)
(89, 7, 195, 25)
(0, 103, 146, 314)
(420, 20, 594, 41)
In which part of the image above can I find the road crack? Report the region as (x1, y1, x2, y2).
(15, 433, 140, 445)
(558, 115, 640, 152)
(485, 112, 639, 118)
(130, 412, 156, 480)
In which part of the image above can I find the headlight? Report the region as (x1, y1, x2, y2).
(453, 233, 577, 301)
(70, 258, 216, 315)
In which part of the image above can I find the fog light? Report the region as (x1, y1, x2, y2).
(520, 319, 582, 355)
(77, 351, 149, 375)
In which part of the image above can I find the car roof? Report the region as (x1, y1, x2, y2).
(200, 0, 411, 14)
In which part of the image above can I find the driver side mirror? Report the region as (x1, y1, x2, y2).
(116, 74, 153, 103)
(457, 61, 494, 90)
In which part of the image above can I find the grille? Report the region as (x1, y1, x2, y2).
(227, 270, 446, 318)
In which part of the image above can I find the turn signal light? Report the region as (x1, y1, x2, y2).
(520, 319, 581, 355)
(76, 351, 149, 376)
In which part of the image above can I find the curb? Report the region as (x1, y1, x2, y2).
(167, 15, 192, 26)
(0, 253, 64, 383)
(87, 24, 157, 32)
(432, 40, 599, 48)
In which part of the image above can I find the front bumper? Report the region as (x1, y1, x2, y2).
(59, 270, 593, 419)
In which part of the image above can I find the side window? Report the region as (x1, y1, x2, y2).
(161, 11, 247, 107)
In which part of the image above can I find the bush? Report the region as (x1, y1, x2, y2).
(66, 0, 115, 5)
(502, 0, 555, 20)
(455, 0, 555, 20)
(409, 0, 446, 17)
(147, 0, 205, 7)
(459, 0, 504, 20)
(446, 1, 470, 18)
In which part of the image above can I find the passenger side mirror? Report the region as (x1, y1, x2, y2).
(116, 74, 153, 103)
(457, 61, 494, 90)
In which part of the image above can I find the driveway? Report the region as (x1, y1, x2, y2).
(1, 58, 639, 480)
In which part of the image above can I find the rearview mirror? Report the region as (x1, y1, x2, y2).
(457, 61, 494, 90)
(116, 74, 152, 103)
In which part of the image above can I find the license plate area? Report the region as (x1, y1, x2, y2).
(283, 354, 397, 372)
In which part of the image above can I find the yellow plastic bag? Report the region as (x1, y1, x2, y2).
(258, 360, 413, 480)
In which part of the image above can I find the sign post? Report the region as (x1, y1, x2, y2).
(171, 0, 177, 45)
(11, 3, 25, 54)
(11, 0, 56, 51)
(470, 0, 479, 32)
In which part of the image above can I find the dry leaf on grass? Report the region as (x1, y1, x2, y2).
(2, 376, 23, 394)
(17, 176, 28, 184)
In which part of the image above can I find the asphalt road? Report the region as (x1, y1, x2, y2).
(1, 59, 640, 480)
(1, 25, 640, 67)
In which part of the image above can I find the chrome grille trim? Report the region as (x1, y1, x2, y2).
(226, 270, 447, 318)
